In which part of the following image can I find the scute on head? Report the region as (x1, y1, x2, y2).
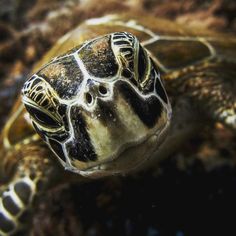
(22, 32, 171, 177)
(79, 35, 119, 78)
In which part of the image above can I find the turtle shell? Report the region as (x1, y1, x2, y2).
(36, 13, 236, 72)
(2, 12, 236, 164)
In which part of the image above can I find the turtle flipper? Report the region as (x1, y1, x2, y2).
(167, 60, 236, 130)
(0, 142, 62, 235)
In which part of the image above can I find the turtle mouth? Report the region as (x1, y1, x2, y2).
(74, 117, 170, 178)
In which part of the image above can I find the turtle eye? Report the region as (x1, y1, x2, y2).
(25, 105, 61, 129)
(138, 44, 147, 82)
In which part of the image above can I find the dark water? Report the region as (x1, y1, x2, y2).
(49, 158, 236, 236)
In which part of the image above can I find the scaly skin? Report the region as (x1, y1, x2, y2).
(164, 60, 236, 131)
(0, 141, 63, 235)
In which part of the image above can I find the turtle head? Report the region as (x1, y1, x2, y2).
(22, 32, 171, 177)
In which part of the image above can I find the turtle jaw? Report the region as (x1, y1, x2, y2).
(68, 116, 171, 178)
(63, 104, 171, 178)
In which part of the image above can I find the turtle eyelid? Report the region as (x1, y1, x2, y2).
(25, 105, 61, 129)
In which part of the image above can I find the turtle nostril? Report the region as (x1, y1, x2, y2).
(99, 85, 108, 95)
(85, 93, 93, 104)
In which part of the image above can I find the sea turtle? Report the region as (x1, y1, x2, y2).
(0, 12, 236, 235)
